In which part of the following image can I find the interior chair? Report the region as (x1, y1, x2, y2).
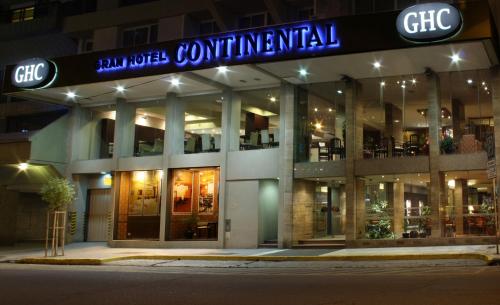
(261, 130, 270, 148)
(201, 134, 212, 152)
(185, 137, 196, 153)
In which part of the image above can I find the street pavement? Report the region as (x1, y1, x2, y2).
(1, 262, 499, 305)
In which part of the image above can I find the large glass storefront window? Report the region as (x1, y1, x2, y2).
(85, 106, 115, 159)
(312, 180, 346, 238)
(442, 171, 496, 237)
(295, 82, 346, 162)
(239, 87, 280, 150)
(183, 95, 222, 153)
(134, 104, 166, 156)
(440, 70, 493, 155)
(168, 167, 220, 240)
(361, 74, 429, 159)
(114, 170, 162, 240)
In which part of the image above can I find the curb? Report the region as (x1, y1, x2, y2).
(15, 253, 495, 265)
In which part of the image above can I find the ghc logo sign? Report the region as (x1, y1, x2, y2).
(396, 3, 462, 43)
(11, 58, 57, 89)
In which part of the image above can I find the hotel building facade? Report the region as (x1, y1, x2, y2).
(2, 0, 500, 249)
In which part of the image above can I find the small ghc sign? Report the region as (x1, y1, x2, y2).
(396, 3, 462, 43)
(11, 58, 57, 89)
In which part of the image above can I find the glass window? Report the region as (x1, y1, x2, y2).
(442, 171, 496, 237)
(360, 74, 429, 159)
(168, 167, 220, 240)
(183, 94, 222, 154)
(134, 104, 166, 157)
(238, 12, 267, 29)
(364, 178, 394, 239)
(79, 106, 115, 160)
(114, 170, 163, 240)
(239, 87, 280, 150)
(11, 6, 34, 23)
(440, 70, 493, 155)
(122, 24, 158, 48)
(295, 81, 346, 162)
(200, 20, 220, 35)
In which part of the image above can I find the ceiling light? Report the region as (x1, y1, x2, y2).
(314, 107, 318, 112)
(328, 108, 333, 112)
(450, 53, 461, 63)
(373, 61, 381, 69)
(401, 84, 406, 89)
(18, 162, 28, 171)
(337, 90, 342, 94)
(394, 119, 400, 123)
(467, 79, 473, 84)
(270, 96, 277, 102)
(380, 81, 385, 87)
(314, 122, 322, 130)
(65, 91, 76, 99)
(170, 78, 180, 86)
(115, 85, 125, 93)
(217, 66, 228, 73)
(411, 78, 416, 84)
(482, 81, 486, 86)
(298, 68, 308, 77)
(448, 179, 456, 189)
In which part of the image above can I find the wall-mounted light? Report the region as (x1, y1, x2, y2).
(448, 179, 456, 189)
(18, 162, 28, 171)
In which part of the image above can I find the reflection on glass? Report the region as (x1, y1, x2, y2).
(134, 105, 165, 156)
(183, 95, 222, 153)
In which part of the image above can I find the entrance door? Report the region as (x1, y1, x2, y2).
(87, 189, 111, 241)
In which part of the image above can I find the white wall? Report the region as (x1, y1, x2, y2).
(225, 180, 259, 248)
(226, 149, 279, 180)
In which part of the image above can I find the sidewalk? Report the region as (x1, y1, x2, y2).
(1, 242, 500, 265)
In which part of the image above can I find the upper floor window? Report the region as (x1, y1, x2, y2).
(122, 24, 158, 48)
(11, 6, 34, 23)
(199, 20, 220, 35)
(297, 6, 315, 21)
(79, 38, 93, 54)
(238, 12, 269, 29)
(353, 0, 420, 14)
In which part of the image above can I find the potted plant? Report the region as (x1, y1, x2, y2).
(418, 205, 432, 238)
(184, 213, 199, 239)
(365, 199, 395, 239)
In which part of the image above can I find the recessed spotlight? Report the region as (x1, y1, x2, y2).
(217, 66, 228, 73)
(380, 81, 385, 87)
(467, 79, 473, 84)
(328, 108, 333, 112)
(411, 78, 416, 84)
(65, 91, 76, 99)
(18, 162, 28, 171)
(270, 96, 277, 102)
(394, 120, 400, 123)
(314, 122, 322, 130)
(450, 53, 461, 63)
(314, 107, 318, 112)
(484, 86, 488, 91)
(401, 84, 406, 89)
(115, 85, 125, 93)
(373, 61, 381, 69)
(482, 81, 486, 86)
(337, 90, 343, 94)
(170, 78, 180, 86)
(299, 68, 308, 77)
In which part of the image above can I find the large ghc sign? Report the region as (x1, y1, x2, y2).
(396, 3, 462, 43)
(96, 22, 340, 73)
(11, 58, 58, 89)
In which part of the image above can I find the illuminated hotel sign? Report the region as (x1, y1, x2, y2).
(96, 22, 340, 73)
(11, 58, 57, 89)
(396, 3, 462, 43)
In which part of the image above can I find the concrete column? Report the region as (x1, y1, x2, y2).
(113, 98, 135, 159)
(427, 70, 442, 237)
(393, 182, 405, 237)
(228, 93, 242, 152)
(489, 67, 500, 228)
(344, 78, 363, 240)
(454, 179, 466, 235)
(278, 82, 296, 248)
(165, 93, 185, 155)
(219, 89, 233, 248)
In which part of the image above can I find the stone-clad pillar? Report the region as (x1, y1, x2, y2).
(393, 182, 405, 237)
(113, 98, 135, 159)
(454, 179, 466, 236)
(278, 82, 296, 248)
(490, 66, 500, 231)
(344, 78, 364, 240)
(427, 70, 442, 237)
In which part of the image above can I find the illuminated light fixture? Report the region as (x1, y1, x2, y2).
(337, 90, 342, 94)
(134, 171, 147, 182)
(450, 53, 461, 63)
(18, 162, 28, 171)
(170, 78, 180, 86)
(314, 107, 318, 112)
(328, 108, 333, 112)
(158, 170, 164, 179)
(115, 85, 125, 93)
(484, 86, 488, 91)
(65, 91, 76, 99)
(468, 205, 474, 214)
(103, 173, 112, 186)
(269, 96, 277, 102)
(394, 119, 400, 123)
(411, 78, 416, 84)
(381, 175, 385, 178)
(314, 122, 322, 130)
(380, 81, 385, 87)
(401, 84, 406, 89)
(448, 179, 456, 189)
(100, 171, 107, 175)
(481, 81, 486, 86)
(467, 180, 476, 186)
(298, 68, 308, 77)
(217, 66, 228, 73)
(379, 183, 385, 190)
(467, 79, 473, 84)
(373, 61, 381, 69)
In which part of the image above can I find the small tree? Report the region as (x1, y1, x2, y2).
(40, 177, 76, 211)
